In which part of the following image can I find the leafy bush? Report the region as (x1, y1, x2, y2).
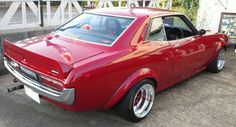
(172, 0, 199, 25)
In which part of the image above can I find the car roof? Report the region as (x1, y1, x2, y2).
(85, 7, 181, 18)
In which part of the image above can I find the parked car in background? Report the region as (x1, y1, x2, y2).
(3, 7, 228, 122)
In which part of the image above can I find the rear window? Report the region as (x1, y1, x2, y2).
(56, 13, 135, 46)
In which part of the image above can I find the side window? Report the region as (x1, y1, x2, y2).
(164, 16, 192, 31)
(163, 16, 195, 40)
(146, 17, 167, 41)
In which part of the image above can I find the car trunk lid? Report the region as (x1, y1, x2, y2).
(3, 36, 104, 79)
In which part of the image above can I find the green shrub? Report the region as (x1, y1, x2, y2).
(172, 0, 199, 25)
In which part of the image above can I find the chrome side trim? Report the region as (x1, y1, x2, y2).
(4, 57, 75, 105)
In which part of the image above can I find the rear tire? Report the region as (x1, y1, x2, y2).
(207, 48, 226, 73)
(114, 79, 155, 122)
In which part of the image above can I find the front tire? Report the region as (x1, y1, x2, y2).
(114, 79, 155, 122)
(207, 48, 226, 73)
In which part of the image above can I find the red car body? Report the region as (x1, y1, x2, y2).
(3, 8, 228, 111)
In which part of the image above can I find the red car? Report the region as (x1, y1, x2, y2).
(3, 8, 228, 122)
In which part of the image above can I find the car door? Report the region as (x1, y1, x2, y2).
(143, 17, 174, 89)
(163, 15, 214, 83)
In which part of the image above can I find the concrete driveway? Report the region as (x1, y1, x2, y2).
(0, 47, 235, 127)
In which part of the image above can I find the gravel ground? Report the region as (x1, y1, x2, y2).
(0, 47, 235, 127)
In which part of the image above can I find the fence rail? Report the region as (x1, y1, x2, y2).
(0, 0, 172, 30)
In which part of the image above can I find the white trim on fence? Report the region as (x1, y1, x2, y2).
(0, 0, 172, 30)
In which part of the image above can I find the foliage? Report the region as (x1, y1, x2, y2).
(172, 0, 199, 24)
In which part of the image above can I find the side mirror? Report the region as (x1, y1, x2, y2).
(198, 29, 206, 36)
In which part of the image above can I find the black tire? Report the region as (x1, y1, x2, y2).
(114, 79, 155, 122)
(207, 48, 226, 73)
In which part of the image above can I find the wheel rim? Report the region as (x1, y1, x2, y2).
(217, 49, 226, 70)
(133, 84, 155, 118)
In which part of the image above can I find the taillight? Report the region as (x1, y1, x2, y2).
(40, 75, 63, 91)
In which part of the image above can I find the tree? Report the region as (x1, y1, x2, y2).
(172, 0, 199, 24)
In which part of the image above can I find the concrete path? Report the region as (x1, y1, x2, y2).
(0, 47, 235, 127)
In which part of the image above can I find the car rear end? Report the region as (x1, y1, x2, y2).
(2, 10, 140, 111)
(3, 40, 75, 105)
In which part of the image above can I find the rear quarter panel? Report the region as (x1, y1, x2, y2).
(62, 41, 174, 111)
(203, 33, 228, 65)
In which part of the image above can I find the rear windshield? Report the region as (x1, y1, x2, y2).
(56, 13, 135, 46)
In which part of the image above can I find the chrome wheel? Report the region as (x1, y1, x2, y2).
(217, 49, 226, 70)
(133, 84, 155, 118)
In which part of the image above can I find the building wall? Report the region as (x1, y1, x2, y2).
(197, 0, 236, 32)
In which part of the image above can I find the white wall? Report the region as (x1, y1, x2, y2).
(197, 0, 236, 32)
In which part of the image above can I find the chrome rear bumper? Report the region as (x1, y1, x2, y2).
(4, 57, 75, 105)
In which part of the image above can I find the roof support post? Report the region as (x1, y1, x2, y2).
(167, 0, 172, 9)
(127, 0, 131, 8)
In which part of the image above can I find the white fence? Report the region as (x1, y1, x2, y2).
(0, 0, 172, 30)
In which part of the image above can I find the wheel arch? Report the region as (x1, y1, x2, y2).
(102, 68, 159, 109)
(206, 37, 228, 67)
(146, 78, 157, 88)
